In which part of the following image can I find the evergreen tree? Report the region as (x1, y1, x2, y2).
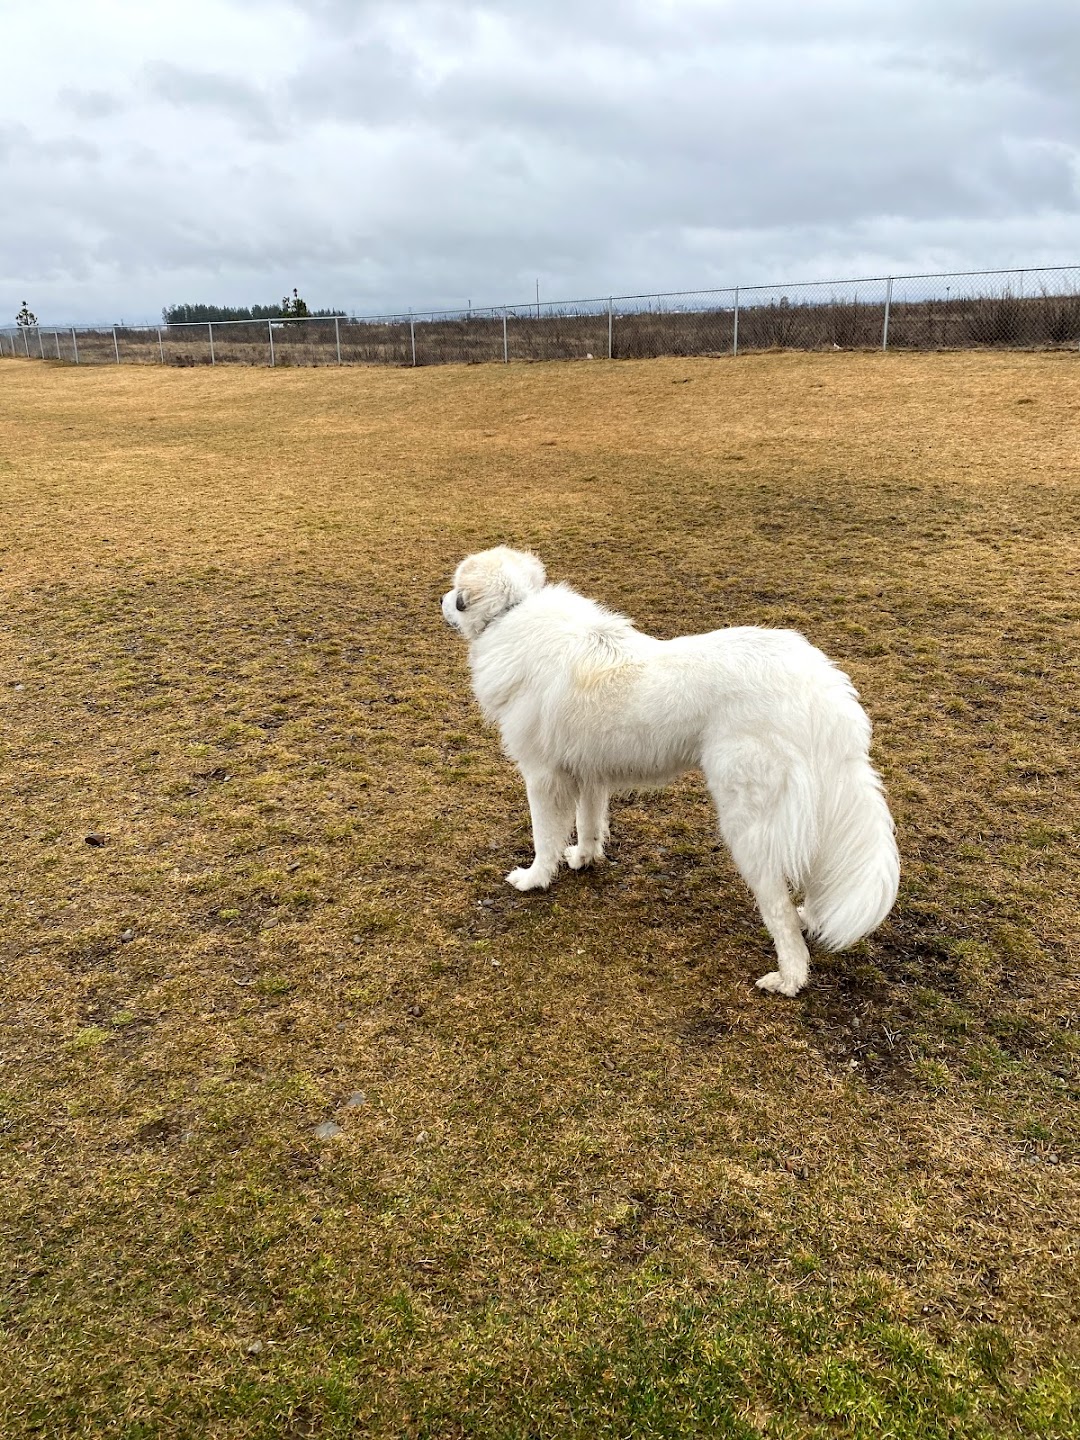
(281, 288, 310, 323)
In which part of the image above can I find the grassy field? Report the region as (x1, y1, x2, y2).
(0, 351, 1077, 1438)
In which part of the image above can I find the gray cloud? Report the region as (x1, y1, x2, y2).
(2, 0, 1078, 324)
(0, 121, 101, 166)
(144, 62, 283, 139)
(58, 87, 126, 122)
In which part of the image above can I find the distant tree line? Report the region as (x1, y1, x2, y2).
(162, 289, 339, 325)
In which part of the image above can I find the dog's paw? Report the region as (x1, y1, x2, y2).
(506, 866, 551, 892)
(755, 970, 804, 998)
(564, 844, 603, 870)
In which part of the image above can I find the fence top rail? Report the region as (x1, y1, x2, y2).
(2, 261, 1077, 336)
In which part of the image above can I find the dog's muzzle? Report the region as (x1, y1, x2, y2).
(441, 591, 464, 630)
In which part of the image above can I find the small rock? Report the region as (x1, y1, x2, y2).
(344, 1091, 366, 1108)
(407, 1004, 423, 1017)
(245, 1340, 265, 1356)
(314, 1121, 342, 1140)
(119, 929, 136, 943)
(261, 918, 278, 930)
(84, 833, 108, 847)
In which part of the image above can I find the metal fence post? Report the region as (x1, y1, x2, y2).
(54, 332, 61, 360)
(503, 308, 508, 363)
(268, 319, 275, 367)
(157, 329, 164, 364)
(38, 327, 45, 359)
(732, 288, 739, 357)
(113, 327, 120, 364)
(607, 297, 613, 360)
(22, 327, 29, 358)
(71, 328, 79, 364)
(882, 276, 893, 352)
(409, 309, 416, 367)
(334, 315, 341, 365)
(208, 321, 215, 365)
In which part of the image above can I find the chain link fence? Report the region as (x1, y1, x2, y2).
(3, 265, 1078, 369)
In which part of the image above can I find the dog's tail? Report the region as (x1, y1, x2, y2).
(800, 754, 899, 951)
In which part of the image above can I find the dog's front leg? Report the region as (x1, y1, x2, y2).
(565, 785, 609, 869)
(506, 770, 576, 891)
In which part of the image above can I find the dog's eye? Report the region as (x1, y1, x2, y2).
(455, 592, 467, 611)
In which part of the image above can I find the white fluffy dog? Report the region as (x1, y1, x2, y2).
(442, 547, 899, 996)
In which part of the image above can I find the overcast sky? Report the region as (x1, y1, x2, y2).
(2, 0, 1078, 324)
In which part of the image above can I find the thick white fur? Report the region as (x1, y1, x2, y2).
(442, 547, 899, 996)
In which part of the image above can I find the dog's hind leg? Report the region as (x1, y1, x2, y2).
(565, 786, 609, 869)
(742, 865, 810, 997)
(707, 751, 811, 997)
(507, 769, 577, 891)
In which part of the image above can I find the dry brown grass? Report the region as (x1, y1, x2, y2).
(1, 351, 1077, 1438)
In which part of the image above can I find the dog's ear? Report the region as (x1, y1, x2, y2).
(498, 551, 545, 609)
(519, 552, 546, 591)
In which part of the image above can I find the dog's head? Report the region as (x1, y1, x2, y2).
(442, 547, 547, 640)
